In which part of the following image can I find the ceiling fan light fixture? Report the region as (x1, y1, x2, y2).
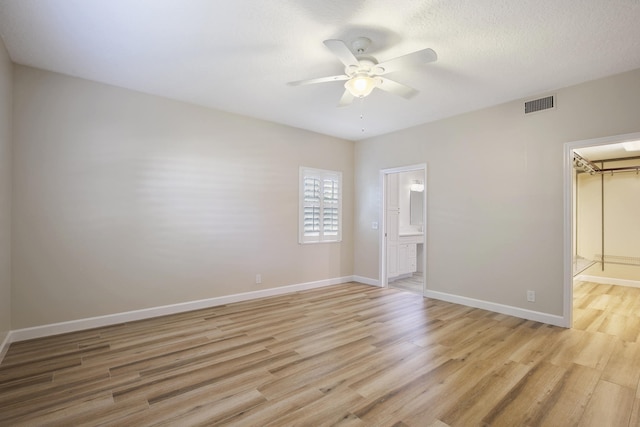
(345, 73, 379, 98)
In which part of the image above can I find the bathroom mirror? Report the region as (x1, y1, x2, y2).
(410, 190, 423, 225)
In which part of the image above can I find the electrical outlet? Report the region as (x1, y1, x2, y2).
(255, 274, 262, 284)
(527, 290, 535, 302)
(372, 221, 378, 230)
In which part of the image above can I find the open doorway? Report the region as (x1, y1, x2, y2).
(564, 131, 640, 327)
(380, 164, 427, 295)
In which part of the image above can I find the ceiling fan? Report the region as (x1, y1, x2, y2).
(288, 37, 437, 107)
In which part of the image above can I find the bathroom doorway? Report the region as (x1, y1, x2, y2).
(380, 164, 427, 295)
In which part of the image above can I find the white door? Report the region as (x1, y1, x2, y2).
(386, 173, 400, 279)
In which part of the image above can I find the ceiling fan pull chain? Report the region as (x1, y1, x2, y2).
(360, 97, 366, 133)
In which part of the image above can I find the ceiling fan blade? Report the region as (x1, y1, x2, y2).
(323, 39, 359, 68)
(377, 77, 419, 99)
(372, 48, 437, 75)
(338, 89, 355, 107)
(287, 75, 349, 86)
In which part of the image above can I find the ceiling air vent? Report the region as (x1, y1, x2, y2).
(524, 95, 555, 114)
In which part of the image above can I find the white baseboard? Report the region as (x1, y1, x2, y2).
(9, 276, 354, 344)
(424, 290, 567, 328)
(352, 276, 381, 287)
(1, 277, 570, 361)
(575, 275, 640, 288)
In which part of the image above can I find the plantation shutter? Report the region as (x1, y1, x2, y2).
(322, 177, 339, 237)
(299, 167, 342, 243)
(303, 176, 321, 237)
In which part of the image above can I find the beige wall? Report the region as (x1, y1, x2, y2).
(12, 66, 354, 328)
(578, 159, 640, 281)
(355, 68, 640, 316)
(0, 38, 12, 342)
(7, 58, 640, 329)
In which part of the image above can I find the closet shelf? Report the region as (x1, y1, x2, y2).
(593, 254, 640, 267)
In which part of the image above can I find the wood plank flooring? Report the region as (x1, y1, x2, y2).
(1, 281, 640, 426)
(389, 272, 424, 294)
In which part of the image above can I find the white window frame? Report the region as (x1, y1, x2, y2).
(299, 167, 342, 244)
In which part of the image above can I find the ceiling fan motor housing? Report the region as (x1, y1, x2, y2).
(346, 56, 380, 77)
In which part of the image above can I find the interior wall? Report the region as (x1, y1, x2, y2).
(0, 37, 12, 343)
(354, 67, 640, 317)
(12, 65, 354, 329)
(577, 159, 640, 281)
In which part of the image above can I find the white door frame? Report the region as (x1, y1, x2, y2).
(380, 163, 427, 291)
(563, 131, 640, 327)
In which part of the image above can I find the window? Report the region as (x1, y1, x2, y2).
(299, 167, 342, 243)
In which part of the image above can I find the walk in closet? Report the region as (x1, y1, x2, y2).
(573, 143, 640, 285)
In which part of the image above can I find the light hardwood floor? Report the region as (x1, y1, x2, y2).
(1, 281, 640, 426)
(389, 272, 424, 295)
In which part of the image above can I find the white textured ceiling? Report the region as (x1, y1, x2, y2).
(1, 0, 640, 141)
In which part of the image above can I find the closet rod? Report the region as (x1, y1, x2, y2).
(577, 166, 640, 175)
(573, 153, 640, 175)
(601, 161, 604, 271)
(595, 166, 640, 175)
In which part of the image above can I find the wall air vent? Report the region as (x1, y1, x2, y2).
(524, 95, 555, 114)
